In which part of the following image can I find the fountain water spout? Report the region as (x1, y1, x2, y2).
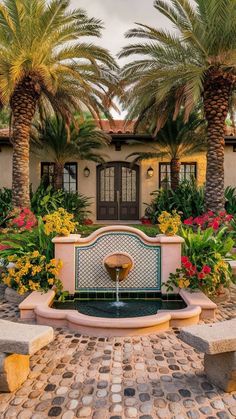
(103, 253, 134, 308)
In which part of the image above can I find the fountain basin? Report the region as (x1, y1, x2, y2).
(19, 289, 217, 337)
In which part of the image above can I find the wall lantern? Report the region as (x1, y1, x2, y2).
(147, 166, 154, 178)
(83, 167, 90, 177)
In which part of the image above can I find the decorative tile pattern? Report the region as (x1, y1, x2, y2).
(75, 233, 161, 291)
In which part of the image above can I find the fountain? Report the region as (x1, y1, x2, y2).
(19, 226, 217, 336)
(103, 253, 133, 308)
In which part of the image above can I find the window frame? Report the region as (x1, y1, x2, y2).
(41, 162, 78, 192)
(159, 162, 197, 188)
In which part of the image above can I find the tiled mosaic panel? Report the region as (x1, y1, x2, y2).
(75, 233, 161, 290)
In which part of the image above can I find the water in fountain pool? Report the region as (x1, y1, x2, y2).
(53, 297, 186, 318)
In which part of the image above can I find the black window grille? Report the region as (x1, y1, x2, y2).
(41, 162, 78, 192)
(159, 162, 197, 188)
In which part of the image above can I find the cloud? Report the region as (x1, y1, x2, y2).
(70, 0, 171, 58)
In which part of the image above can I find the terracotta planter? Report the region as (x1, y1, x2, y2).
(4, 287, 30, 304)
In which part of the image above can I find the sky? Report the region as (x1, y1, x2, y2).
(70, 0, 171, 117)
(71, 0, 170, 61)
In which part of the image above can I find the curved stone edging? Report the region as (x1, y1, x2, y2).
(19, 289, 216, 336)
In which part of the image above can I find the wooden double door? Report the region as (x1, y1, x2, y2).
(97, 162, 140, 220)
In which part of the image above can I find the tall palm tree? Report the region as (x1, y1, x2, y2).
(120, 0, 236, 212)
(32, 116, 110, 190)
(0, 0, 117, 207)
(127, 112, 206, 190)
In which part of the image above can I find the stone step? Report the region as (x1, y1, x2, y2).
(0, 319, 53, 355)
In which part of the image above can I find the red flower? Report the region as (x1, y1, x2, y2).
(16, 219, 24, 227)
(212, 220, 219, 230)
(181, 256, 189, 264)
(188, 266, 197, 276)
(198, 272, 206, 280)
(208, 210, 214, 217)
(184, 217, 193, 225)
(202, 265, 211, 274)
(184, 261, 193, 269)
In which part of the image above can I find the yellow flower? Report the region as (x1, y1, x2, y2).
(18, 285, 28, 295)
(43, 209, 78, 236)
(8, 268, 15, 276)
(32, 251, 40, 258)
(178, 278, 190, 289)
(48, 278, 54, 285)
(29, 280, 40, 291)
(158, 210, 181, 236)
(3, 277, 11, 286)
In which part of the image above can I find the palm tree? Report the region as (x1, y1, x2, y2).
(0, 0, 117, 207)
(127, 112, 206, 190)
(32, 116, 111, 190)
(120, 0, 236, 212)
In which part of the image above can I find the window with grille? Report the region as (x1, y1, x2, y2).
(41, 162, 78, 192)
(159, 162, 197, 188)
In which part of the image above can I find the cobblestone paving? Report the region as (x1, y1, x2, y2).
(0, 288, 236, 419)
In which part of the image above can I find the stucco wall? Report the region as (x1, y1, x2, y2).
(224, 145, 236, 187)
(0, 146, 12, 188)
(0, 142, 207, 220)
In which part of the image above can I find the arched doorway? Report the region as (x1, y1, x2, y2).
(97, 162, 140, 220)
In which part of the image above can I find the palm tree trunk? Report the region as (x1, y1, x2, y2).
(54, 163, 64, 190)
(170, 158, 180, 190)
(204, 72, 233, 212)
(10, 76, 40, 208)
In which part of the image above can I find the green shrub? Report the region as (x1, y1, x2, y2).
(225, 186, 236, 215)
(0, 188, 12, 227)
(30, 182, 90, 222)
(146, 180, 205, 222)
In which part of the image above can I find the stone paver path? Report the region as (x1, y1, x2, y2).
(0, 288, 236, 419)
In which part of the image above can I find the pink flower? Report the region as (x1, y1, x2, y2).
(0, 244, 10, 250)
(23, 208, 31, 215)
(25, 221, 35, 230)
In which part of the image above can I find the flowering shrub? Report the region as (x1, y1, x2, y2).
(6, 208, 37, 231)
(158, 210, 181, 236)
(43, 208, 78, 236)
(184, 211, 233, 231)
(0, 251, 63, 295)
(165, 224, 235, 296)
(165, 254, 232, 295)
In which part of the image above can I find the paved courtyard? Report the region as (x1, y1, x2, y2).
(0, 289, 236, 419)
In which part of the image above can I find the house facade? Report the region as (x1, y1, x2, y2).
(0, 122, 236, 222)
